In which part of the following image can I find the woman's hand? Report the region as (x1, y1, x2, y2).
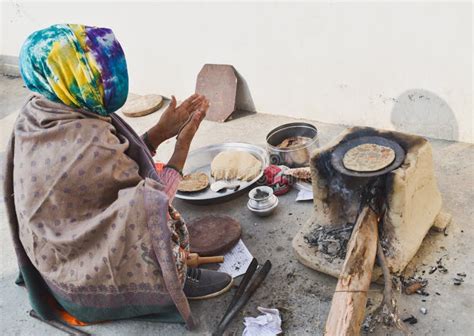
(167, 98, 209, 171)
(147, 94, 206, 148)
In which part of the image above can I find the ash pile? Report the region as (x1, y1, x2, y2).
(304, 224, 354, 261)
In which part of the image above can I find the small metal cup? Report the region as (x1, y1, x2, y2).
(247, 186, 278, 216)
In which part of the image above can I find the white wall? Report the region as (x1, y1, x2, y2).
(1, 1, 472, 142)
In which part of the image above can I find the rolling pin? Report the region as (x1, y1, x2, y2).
(186, 253, 224, 268)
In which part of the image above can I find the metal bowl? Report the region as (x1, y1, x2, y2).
(266, 122, 319, 168)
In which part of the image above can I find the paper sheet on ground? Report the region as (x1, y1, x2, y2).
(294, 181, 313, 201)
(243, 307, 282, 336)
(217, 239, 253, 278)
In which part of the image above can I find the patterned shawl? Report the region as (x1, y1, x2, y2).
(5, 23, 194, 329)
(2, 95, 194, 328)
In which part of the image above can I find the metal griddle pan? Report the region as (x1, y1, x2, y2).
(331, 136, 406, 178)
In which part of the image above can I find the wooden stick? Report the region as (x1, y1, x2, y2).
(186, 253, 224, 268)
(325, 206, 379, 336)
(374, 240, 409, 334)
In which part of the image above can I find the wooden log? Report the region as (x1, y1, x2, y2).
(325, 206, 379, 336)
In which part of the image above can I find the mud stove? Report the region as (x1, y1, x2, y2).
(293, 126, 451, 279)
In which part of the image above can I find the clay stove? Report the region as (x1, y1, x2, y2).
(293, 126, 451, 279)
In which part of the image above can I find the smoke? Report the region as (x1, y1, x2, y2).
(328, 173, 364, 223)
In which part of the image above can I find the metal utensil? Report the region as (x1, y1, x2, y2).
(213, 260, 272, 336)
(210, 181, 241, 193)
(222, 258, 259, 317)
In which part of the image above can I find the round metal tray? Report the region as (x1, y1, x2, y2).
(176, 143, 269, 205)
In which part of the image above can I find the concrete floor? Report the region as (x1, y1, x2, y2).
(1, 74, 473, 335)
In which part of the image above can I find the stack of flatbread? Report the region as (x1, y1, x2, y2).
(211, 151, 262, 181)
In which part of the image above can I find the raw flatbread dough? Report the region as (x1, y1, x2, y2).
(211, 151, 262, 181)
(178, 172, 209, 192)
(343, 143, 395, 172)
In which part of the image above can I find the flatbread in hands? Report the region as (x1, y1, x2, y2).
(343, 143, 396, 172)
(211, 151, 262, 181)
(178, 172, 209, 192)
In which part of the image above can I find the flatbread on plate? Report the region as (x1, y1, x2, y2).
(178, 172, 209, 192)
(343, 143, 395, 172)
(211, 151, 262, 181)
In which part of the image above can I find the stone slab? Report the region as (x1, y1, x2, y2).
(195, 64, 237, 123)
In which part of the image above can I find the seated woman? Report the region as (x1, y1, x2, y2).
(2, 24, 231, 329)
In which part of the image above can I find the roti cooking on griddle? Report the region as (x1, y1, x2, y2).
(343, 143, 396, 172)
(178, 172, 209, 193)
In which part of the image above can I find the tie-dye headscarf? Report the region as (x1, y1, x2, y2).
(19, 24, 128, 115)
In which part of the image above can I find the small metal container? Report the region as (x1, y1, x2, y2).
(266, 122, 319, 168)
(247, 186, 278, 217)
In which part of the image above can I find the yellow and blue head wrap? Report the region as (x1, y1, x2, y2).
(19, 24, 128, 115)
